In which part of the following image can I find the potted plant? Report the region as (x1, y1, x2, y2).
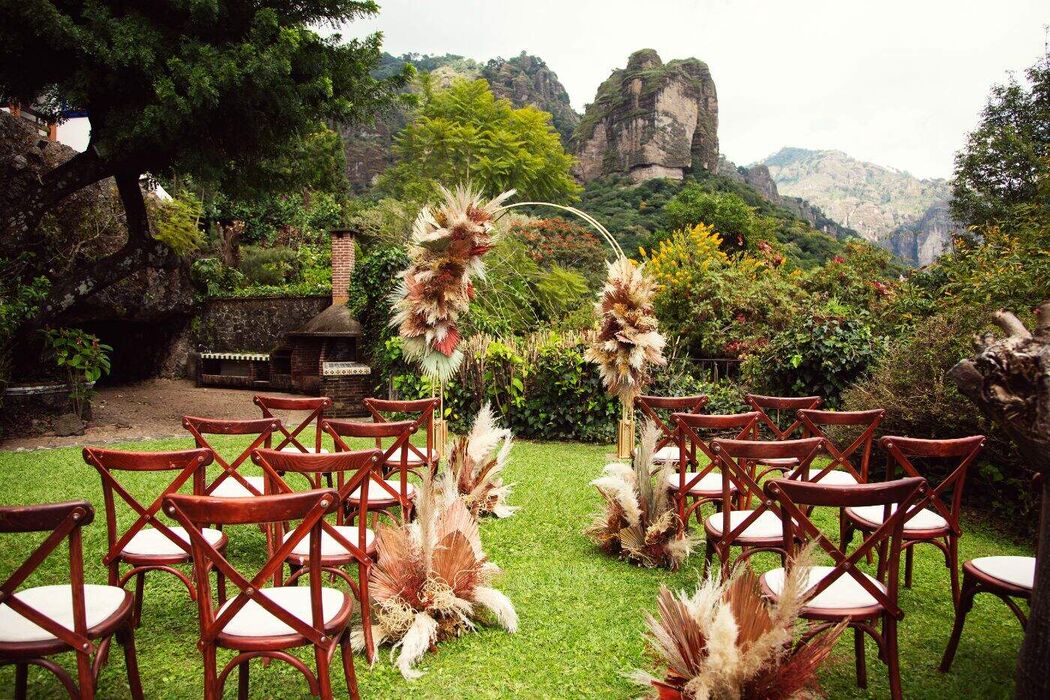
(42, 327, 112, 423)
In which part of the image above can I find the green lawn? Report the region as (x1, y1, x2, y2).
(0, 436, 1032, 699)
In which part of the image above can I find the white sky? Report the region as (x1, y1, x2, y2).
(338, 0, 1048, 180)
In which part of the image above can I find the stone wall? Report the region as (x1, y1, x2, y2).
(195, 296, 330, 354)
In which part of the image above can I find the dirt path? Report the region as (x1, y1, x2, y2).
(1, 379, 306, 451)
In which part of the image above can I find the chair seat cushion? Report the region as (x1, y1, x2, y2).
(666, 471, 735, 495)
(641, 445, 681, 463)
(971, 556, 1035, 590)
(706, 510, 783, 540)
(217, 587, 348, 638)
(279, 446, 330, 454)
(763, 565, 886, 611)
(797, 469, 860, 486)
(282, 526, 375, 557)
(211, 475, 266, 498)
(0, 585, 129, 643)
(846, 504, 948, 531)
(383, 453, 426, 467)
(347, 479, 415, 502)
(757, 457, 799, 468)
(122, 526, 224, 558)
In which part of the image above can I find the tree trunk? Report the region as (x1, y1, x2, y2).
(951, 302, 1050, 699)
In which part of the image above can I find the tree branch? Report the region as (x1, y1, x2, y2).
(1036, 302, 1050, 340)
(994, 310, 1032, 339)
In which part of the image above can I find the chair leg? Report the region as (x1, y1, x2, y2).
(217, 568, 227, 605)
(14, 663, 27, 700)
(703, 538, 715, 577)
(853, 626, 867, 688)
(315, 645, 334, 700)
(359, 564, 376, 664)
(948, 536, 961, 608)
(237, 661, 249, 700)
(75, 647, 95, 700)
(885, 617, 903, 700)
(904, 545, 914, 589)
(133, 571, 146, 627)
(342, 630, 360, 700)
(202, 643, 219, 700)
(940, 573, 979, 672)
(119, 624, 145, 700)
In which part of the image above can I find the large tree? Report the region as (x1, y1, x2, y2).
(0, 0, 408, 322)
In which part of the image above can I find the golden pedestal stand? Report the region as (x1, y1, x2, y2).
(432, 382, 449, 460)
(616, 398, 635, 460)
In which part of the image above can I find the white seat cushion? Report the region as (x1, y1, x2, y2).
(210, 475, 266, 498)
(0, 585, 127, 643)
(757, 457, 799, 468)
(763, 565, 886, 610)
(797, 469, 860, 486)
(347, 479, 415, 502)
(217, 587, 347, 637)
(971, 556, 1036, 590)
(384, 453, 425, 466)
(642, 445, 681, 463)
(847, 503, 948, 531)
(706, 510, 784, 539)
(279, 446, 329, 454)
(121, 526, 224, 557)
(282, 525, 375, 556)
(666, 471, 735, 494)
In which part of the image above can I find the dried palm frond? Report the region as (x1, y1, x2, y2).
(445, 403, 518, 518)
(354, 471, 517, 678)
(633, 547, 846, 699)
(584, 421, 692, 570)
(390, 186, 516, 381)
(585, 256, 666, 404)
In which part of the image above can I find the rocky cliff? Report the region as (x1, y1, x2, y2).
(758, 147, 958, 264)
(571, 49, 718, 183)
(482, 53, 580, 145)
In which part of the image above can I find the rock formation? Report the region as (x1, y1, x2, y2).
(483, 53, 580, 145)
(571, 49, 719, 183)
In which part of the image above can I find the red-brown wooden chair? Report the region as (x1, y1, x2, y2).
(82, 447, 228, 627)
(0, 500, 143, 700)
(635, 394, 709, 464)
(363, 397, 439, 475)
(704, 436, 824, 578)
(761, 476, 927, 700)
(939, 475, 1041, 672)
(254, 396, 332, 456)
(324, 418, 418, 524)
(252, 447, 382, 662)
(183, 416, 281, 499)
(744, 394, 823, 473)
(164, 489, 358, 700)
(668, 411, 760, 526)
(844, 435, 985, 606)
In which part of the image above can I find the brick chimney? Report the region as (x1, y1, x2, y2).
(330, 229, 356, 305)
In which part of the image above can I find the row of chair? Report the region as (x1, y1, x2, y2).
(0, 395, 439, 700)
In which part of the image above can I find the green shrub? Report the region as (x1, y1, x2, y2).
(238, 246, 299, 286)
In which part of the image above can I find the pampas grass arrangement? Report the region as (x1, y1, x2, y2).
(390, 185, 516, 382)
(631, 550, 846, 700)
(584, 422, 692, 570)
(354, 468, 517, 679)
(446, 403, 518, 518)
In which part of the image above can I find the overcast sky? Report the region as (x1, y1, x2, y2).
(338, 0, 1048, 180)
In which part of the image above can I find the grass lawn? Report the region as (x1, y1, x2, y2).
(0, 436, 1032, 699)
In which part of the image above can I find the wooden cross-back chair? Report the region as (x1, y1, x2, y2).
(762, 476, 927, 700)
(668, 411, 760, 526)
(0, 501, 143, 700)
(252, 448, 382, 662)
(795, 408, 884, 486)
(183, 416, 281, 499)
(82, 447, 228, 627)
(253, 395, 332, 455)
(323, 418, 418, 524)
(363, 397, 438, 475)
(939, 474, 1041, 672)
(704, 437, 824, 578)
(634, 394, 709, 463)
(164, 489, 358, 700)
(844, 435, 985, 606)
(744, 394, 823, 473)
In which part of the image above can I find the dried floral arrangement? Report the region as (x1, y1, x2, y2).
(584, 422, 692, 570)
(446, 403, 518, 518)
(631, 551, 846, 700)
(585, 256, 667, 404)
(390, 185, 515, 381)
(354, 469, 518, 679)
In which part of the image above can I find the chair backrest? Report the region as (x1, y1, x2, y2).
(635, 395, 709, 452)
(82, 447, 214, 566)
(710, 437, 824, 548)
(323, 419, 417, 503)
(880, 435, 985, 536)
(796, 408, 884, 483)
(764, 476, 927, 619)
(252, 448, 381, 555)
(164, 489, 340, 646)
(363, 398, 438, 467)
(0, 500, 97, 652)
(745, 394, 823, 440)
(671, 411, 760, 473)
(254, 395, 332, 454)
(183, 416, 280, 497)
